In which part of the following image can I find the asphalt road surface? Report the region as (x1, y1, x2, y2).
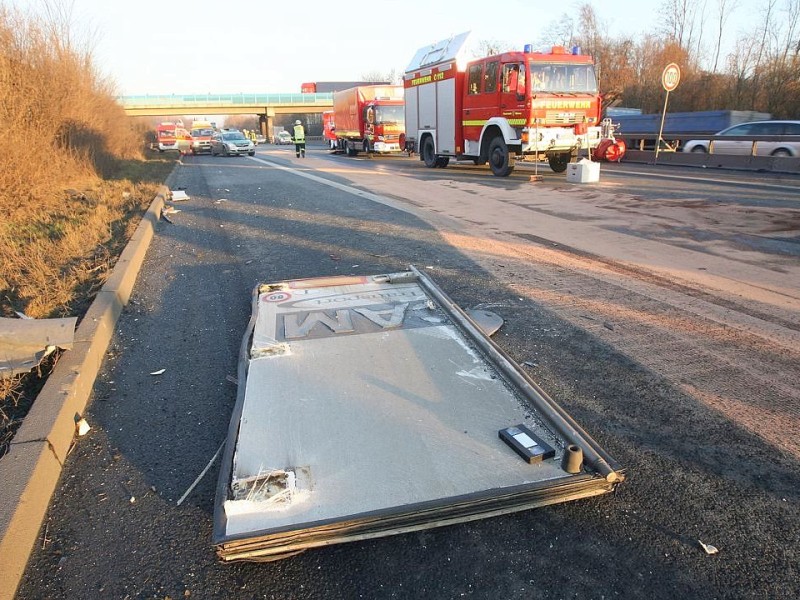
(17, 145, 800, 599)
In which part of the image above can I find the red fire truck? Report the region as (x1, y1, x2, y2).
(403, 32, 623, 175)
(332, 85, 405, 156)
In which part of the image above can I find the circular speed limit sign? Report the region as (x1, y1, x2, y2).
(662, 63, 681, 92)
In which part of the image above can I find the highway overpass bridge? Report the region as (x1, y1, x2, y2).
(118, 92, 334, 135)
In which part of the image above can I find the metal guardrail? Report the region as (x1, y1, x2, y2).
(618, 132, 800, 156)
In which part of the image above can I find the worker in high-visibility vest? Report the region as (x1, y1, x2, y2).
(292, 120, 306, 158)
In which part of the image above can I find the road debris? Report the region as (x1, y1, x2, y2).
(177, 441, 225, 506)
(75, 418, 91, 436)
(1, 315, 77, 378)
(699, 540, 719, 555)
(214, 268, 623, 561)
(149, 369, 166, 376)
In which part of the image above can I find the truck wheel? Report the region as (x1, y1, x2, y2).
(422, 137, 437, 168)
(488, 137, 514, 177)
(435, 156, 450, 168)
(548, 152, 570, 173)
(346, 142, 357, 157)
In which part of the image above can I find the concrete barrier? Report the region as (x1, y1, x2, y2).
(623, 149, 800, 173)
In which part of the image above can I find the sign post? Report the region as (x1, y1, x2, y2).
(655, 63, 681, 161)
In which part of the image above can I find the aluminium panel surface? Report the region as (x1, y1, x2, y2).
(405, 31, 472, 73)
(214, 270, 623, 560)
(417, 83, 437, 132)
(436, 77, 457, 154)
(404, 85, 419, 138)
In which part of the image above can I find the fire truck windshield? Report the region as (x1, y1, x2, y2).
(530, 63, 598, 94)
(375, 105, 405, 125)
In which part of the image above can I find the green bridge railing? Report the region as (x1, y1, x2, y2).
(118, 93, 334, 107)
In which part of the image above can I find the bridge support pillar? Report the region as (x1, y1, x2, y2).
(260, 107, 276, 142)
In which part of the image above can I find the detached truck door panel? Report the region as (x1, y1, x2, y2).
(213, 268, 624, 562)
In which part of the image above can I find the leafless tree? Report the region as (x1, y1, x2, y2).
(361, 69, 400, 84)
(473, 39, 514, 57)
(539, 13, 576, 48)
(660, 0, 705, 57)
(712, 0, 739, 72)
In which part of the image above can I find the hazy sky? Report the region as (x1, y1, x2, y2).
(8, 0, 759, 96)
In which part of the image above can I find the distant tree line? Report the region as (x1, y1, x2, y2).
(539, 0, 800, 117)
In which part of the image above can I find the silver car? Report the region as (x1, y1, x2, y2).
(211, 129, 256, 156)
(275, 131, 293, 145)
(683, 120, 800, 156)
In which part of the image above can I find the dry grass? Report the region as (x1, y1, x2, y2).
(0, 4, 177, 454)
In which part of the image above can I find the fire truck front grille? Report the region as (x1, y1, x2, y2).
(545, 111, 585, 125)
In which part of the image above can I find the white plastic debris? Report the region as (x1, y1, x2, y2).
(171, 190, 190, 201)
(699, 540, 719, 555)
(76, 418, 91, 436)
(150, 368, 166, 376)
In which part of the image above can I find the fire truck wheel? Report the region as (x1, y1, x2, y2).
(346, 142, 358, 157)
(421, 137, 437, 168)
(548, 152, 570, 173)
(488, 137, 514, 177)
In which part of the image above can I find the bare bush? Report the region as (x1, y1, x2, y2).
(1, 3, 176, 449)
(0, 3, 142, 212)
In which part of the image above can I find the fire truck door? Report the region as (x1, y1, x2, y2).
(500, 62, 526, 126)
(462, 60, 500, 144)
